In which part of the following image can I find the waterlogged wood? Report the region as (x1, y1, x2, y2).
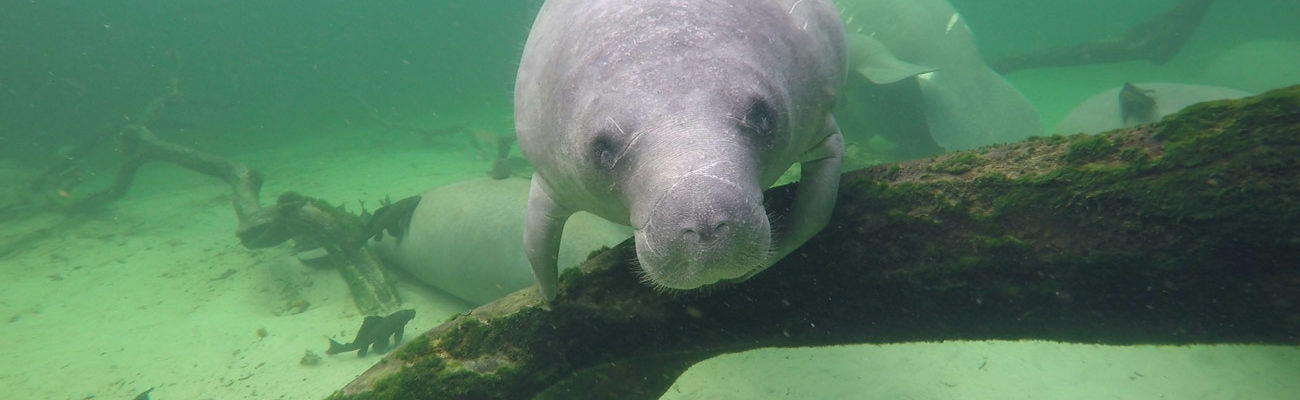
(237, 192, 402, 315)
(330, 86, 1300, 400)
(23, 82, 401, 315)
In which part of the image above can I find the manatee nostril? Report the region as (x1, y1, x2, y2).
(682, 220, 731, 243)
(713, 222, 728, 236)
(682, 229, 700, 243)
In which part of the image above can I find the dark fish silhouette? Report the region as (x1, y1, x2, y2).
(1119, 82, 1158, 125)
(359, 195, 422, 244)
(326, 309, 416, 356)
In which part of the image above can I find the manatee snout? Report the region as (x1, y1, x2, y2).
(635, 172, 771, 290)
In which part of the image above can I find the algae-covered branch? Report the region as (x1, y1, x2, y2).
(331, 87, 1300, 400)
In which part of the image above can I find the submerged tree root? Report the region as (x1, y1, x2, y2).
(25, 81, 401, 314)
(330, 86, 1300, 400)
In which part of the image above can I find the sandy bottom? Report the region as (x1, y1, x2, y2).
(0, 131, 489, 399)
(2, 41, 1298, 399)
(666, 342, 1298, 400)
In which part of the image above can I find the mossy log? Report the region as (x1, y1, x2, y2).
(330, 86, 1300, 400)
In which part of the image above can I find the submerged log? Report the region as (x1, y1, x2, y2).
(330, 86, 1300, 400)
(989, 0, 1215, 74)
(24, 82, 401, 315)
(237, 192, 402, 315)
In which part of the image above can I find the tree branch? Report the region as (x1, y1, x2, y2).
(24, 81, 402, 314)
(330, 85, 1300, 400)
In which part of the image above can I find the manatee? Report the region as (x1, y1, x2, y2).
(1203, 40, 1300, 93)
(369, 178, 630, 305)
(515, 0, 847, 299)
(1054, 82, 1252, 134)
(835, 0, 1043, 154)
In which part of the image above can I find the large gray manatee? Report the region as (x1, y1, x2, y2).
(836, 0, 1043, 152)
(369, 178, 630, 305)
(515, 0, 847, 300)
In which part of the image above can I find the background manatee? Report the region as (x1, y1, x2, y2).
(1202, 40, 1300, 93)
(1054, 82, 1252, 134)
(370, 178, 630, 305)
(835, 0, 1043, 156)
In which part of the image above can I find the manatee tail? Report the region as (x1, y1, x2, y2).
(326, 337, 353, 355)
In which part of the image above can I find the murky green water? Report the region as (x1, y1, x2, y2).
(1, 1, 1296, 399)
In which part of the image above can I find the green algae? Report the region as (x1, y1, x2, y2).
(1064, 133, 1116, 165)
(929, 153, 982, 174)
(835, 86, 1300, 324)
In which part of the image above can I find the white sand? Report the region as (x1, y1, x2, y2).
(2, 124, 1297, 399)
(665, 342, 1299, 400)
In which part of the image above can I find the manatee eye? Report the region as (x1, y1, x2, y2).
(739, 98, 778, 146)
(591, 133, 618, 170)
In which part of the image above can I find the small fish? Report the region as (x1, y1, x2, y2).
(1119, 82, 1158, 125)
(359, 196, 422, 244)
(326, 309, 416, 356)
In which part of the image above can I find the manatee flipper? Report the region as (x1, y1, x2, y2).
(914, 64, 1043, 150)
(524, 174, 573, 301)
(838, 71, 944, 160)
(838, 32, 948, 158)
(846, 33, 938, 84)
(769, 117, 844, 267)
(838, 0, 1045, 150)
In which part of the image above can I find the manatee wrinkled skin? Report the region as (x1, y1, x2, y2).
(515, 0, 848, 299)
